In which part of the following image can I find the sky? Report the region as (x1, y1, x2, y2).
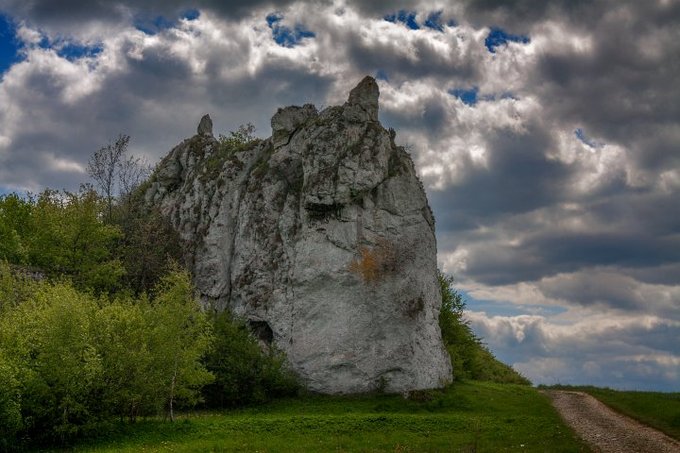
(0, 0, 678, 391)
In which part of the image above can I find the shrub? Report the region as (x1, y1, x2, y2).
(438, 271, 530, 385)
(202, 311, 299, 407)
(0, 268, 214, 446)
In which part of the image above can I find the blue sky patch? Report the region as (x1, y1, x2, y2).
(134, 15, 177, 35)
(384, 10, 420, 30)
(485, 27, 530, 53)
(575, 128, 603, 148)
(182, 9, 200, 21)
(0, 14, 24, 75)
(424, 11, 444, 32)
(375, 69, 389, 81)
(449, 87, 479, 106)
(266, 13, 315, 48)
(57, 42, 103, 61)
(462, 291, 567, 317)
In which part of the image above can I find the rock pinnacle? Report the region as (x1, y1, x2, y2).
(197, 114, 213, 136)
(347, 76, 379, 121)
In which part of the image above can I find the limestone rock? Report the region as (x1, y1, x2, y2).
(346, 75, 379, 121)
(197, 114, 213, 136)
(271, 104, 317, 148)
(146, 76, 452, 394)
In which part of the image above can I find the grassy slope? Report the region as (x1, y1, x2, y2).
(548, 385, 680, 440)
(68, 382, 588, 453)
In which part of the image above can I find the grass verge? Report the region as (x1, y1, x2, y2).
(545, 385, 680, 440)
(60, 381, 588, 452)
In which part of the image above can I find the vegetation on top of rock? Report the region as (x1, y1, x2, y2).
(200, 123, 261, 183)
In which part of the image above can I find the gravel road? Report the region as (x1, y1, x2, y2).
(544, 390, 680, 452)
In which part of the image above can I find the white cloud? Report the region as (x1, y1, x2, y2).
(468, 310, 680, 390)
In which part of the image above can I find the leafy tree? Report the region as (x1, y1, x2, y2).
(144, 270, 214, 420)
(112, 189, 183, 295)
(88, 134, 130, 221)
(93, 297, 155, 421)
(0, 268, 215, 445)
(0, 261, 37, 313)
(0, 224, 25, 264)
(0, 351, 22, 449)
(0, 282, 104, 444)
(0, 194, 32, 264)
(27, 187, 124, 293)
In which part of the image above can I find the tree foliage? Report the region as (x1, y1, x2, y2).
(0, 188, 124, 293)
(0, 266, 214, 446)
(110, 186, 184, 295)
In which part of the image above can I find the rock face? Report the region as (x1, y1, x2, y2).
(145, 76, 452, 394)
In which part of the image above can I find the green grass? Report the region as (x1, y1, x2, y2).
(61, 381, 589, 452)
(546, 385, 680, 440)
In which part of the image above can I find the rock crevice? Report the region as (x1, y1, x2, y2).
(145, 76, 452, 393)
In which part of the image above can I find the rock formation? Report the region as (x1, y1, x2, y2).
(197, 114, 213, 136)
(145, 76, 452, 393)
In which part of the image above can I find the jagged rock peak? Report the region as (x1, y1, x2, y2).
(347, 75, 379, 121)
(197, 114, 213, 136)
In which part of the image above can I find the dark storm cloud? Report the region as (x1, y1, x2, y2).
(532, 232, 680, 273)
(0, 0, 299, 28)
(436, 169, 680, 286)
(444, 209, 680, 287)
(539, 272, 653, 312)
(430, 123, 570, 226)
(345, 35, 479, 84)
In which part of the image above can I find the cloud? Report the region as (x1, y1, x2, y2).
(467, 310, 680, 390)
(0, 8, 334, 191)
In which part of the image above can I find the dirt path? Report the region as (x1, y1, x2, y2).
(544, 390, 680, 452)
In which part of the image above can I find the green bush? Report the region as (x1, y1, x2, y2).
(438, 271, 530, 385)
(202, 311, 299, 407)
